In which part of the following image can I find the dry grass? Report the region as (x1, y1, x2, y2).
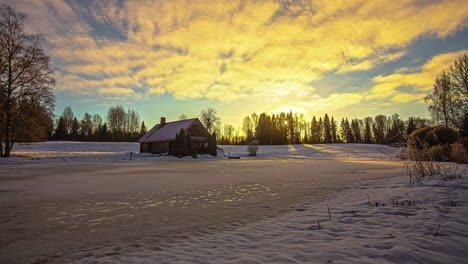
(450, 143, 468, 163)
(403, 137, 464, 183)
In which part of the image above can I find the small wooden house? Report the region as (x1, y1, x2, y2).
(138, 117, 211, 154)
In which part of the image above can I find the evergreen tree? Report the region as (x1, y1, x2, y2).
(71, 118, 80, 139)
(323, 114, 332, 143)
(344, 118, 354, 143)
(208, 133, 217, 156)
(310, 116, 318, 144)
(331, 116, 337, 143)
(340, 118, 346, 143)
(140, 121, 147, 135)
(318, 117, 323, 143)
(351, 119, 361, 143)
(364, 117, 373, 144)
(186, 132, 192, 155)
(54, 117, 66, 140)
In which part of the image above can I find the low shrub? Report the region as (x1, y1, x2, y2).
(408, 126, 461, 162)
(450, 143, 468, 163)
(403, 133, 466, 183)
(409, 126, 459, 150)
(427, 145, 447, 161)
(247, 140, 260, 156)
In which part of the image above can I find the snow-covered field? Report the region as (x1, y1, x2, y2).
(4, 141, 402, 162)
(77, 173, 468, 264)
(1, 141, 466, 264)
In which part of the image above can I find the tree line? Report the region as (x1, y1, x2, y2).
(215, 112, 431, 146)
(51, 105, 147, 142)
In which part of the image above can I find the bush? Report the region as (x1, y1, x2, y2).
(427, 145, 447, 161)
(172, 128, 192, 157)
(409, 126, 460, 151)
(247, 140, 259, 156)
(450, 143, 468, 163)
(207, 133, 217, 156)
(408, 126, 461, 162)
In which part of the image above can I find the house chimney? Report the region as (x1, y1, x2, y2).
(160, 117, 166, 125)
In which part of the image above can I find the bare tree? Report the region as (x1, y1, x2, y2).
(179, 114, 187, 120)
(0, 5, 55, 157)
(223, 124, 234, 143)
(81, 112, 93, 137)
(447, 54, 468, 131)
(128, 109, 140, 136)
(425, 71, 453, 127)
(92, 114, 102, 134)
(200, 108, 220, 134)
(242, 115, 253, 140)
(107, 105, 126, 140)
(61, 106, 75, 135)
(449, 54, 468, 96)
(424, 54, 468, 132)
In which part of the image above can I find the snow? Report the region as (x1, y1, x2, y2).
(3, 141, 224, 162)
(221, 143, 401, 160)
(3, 141, 466, 264)
(75, 172, 468, 264)
(3, 141, 402, 162)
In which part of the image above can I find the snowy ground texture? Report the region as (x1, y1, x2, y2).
(77, 172, 468, 264)
(3, 141, 401, 162)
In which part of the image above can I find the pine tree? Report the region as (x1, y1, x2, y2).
(208, 133, 217, 156)
(310, 116, 318, 144)
(331, 116, 337, 143)
(140, 121, 147, 135)
(351, 119, 361, 143)
(364, 117, 373, 144)
(318, 117, 323, 143)
(186, 132, 192, 155)
(54, 117, 66, 140)
(340, 118, 346, 143)
(345, 118, 354, 143)
(323, 114, 332, 143)
(71, 118, 80, 139)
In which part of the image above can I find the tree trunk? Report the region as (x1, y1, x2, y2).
(0, 129, 3, 157)
(4, 108, 11, 157)
(4, 54, 13, 158)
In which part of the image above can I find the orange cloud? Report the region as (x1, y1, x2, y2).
(368, 49, 468, 102)
(7, 0, 468, 108)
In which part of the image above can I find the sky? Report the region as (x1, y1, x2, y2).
(4, 0, 468, 127)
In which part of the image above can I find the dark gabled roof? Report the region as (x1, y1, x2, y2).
(137, 118, 208, 143)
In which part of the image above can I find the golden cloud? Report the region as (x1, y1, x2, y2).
(9, 0, 468, 110)
(368, 49, 468, 102)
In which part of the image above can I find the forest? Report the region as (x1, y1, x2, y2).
(50, 105, 147, 142)
(217, 112, 431, 146)
(47, 104, 431, 147)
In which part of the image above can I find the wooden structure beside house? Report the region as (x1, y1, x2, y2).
(138, 117, 211, 154)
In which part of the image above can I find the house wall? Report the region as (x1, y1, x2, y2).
(150, 142, 169, 153)
(140, 143, 150, 153)
(140, 142, 170, 154)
